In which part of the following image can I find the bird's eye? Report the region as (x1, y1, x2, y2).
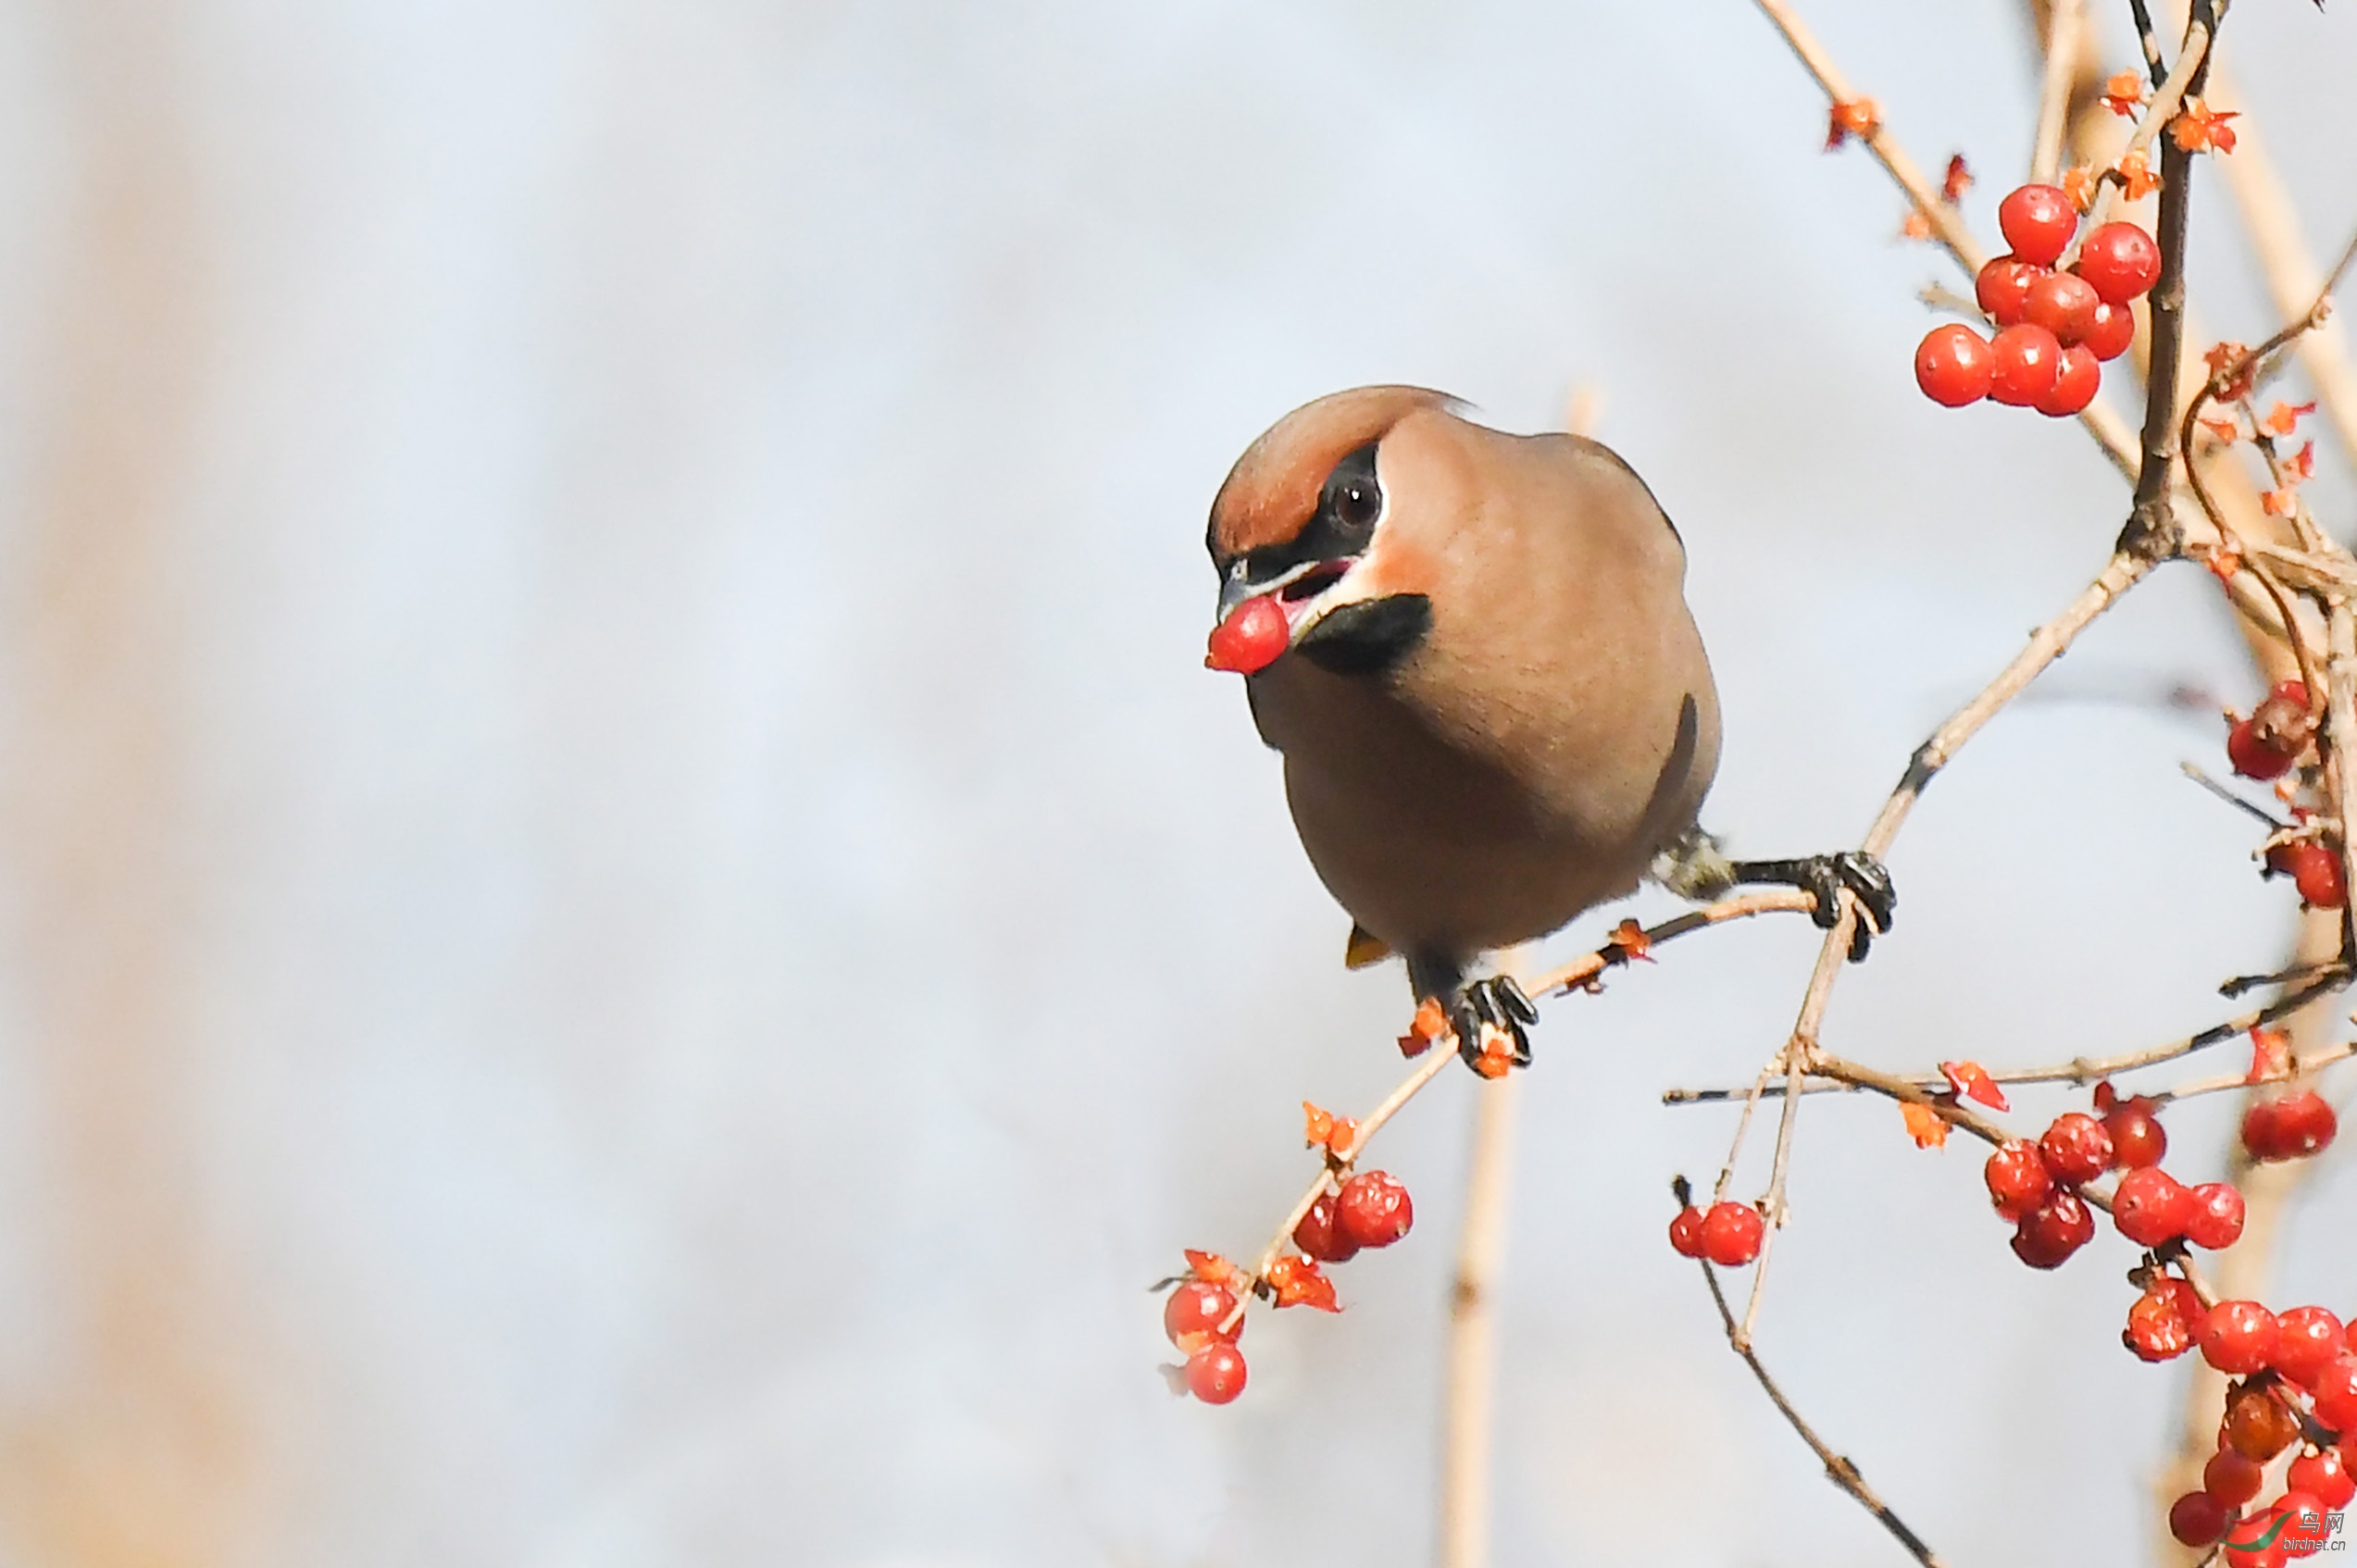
(1333, 480, 1379, 529)
(1322, 442, 1383, 537)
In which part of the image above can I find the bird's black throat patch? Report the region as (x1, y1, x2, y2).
(1293, 592, 1432, 676)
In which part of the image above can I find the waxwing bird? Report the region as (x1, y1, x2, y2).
(1204, 387, 1892, 1066)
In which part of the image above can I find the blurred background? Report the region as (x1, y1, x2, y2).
(0, 1, 2354, 1563)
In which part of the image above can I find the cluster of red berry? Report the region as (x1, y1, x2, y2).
(1664, 1198, 1765, 1266)
(1971, 1076, 2344, 1561)
(1161, 1169, 1415, 1405)
(1914, 183, 2161, 415)
(2156, 1290, 2357, 1562)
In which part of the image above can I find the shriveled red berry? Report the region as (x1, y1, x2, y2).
(2290, 1447, 2357, 1512)
(2114, 1165, 2194, 1245)
(1984, 1140, 2052, 1219)
(2077, 221, 2164, 304)
(1204, 594, 1291, 674)
(1164, 1280, 1242, 1352)
(2309, 1357, 2357, 1432)
(2024, 270, 2101, 345)
(2104, 1098, 2168, 1168)
(2276, 1489, 2333, 1557)
(2278, 1308, 2350, 1385)
(1668, 1204, 1707, 1259)
(2126, 1282, 2197, 1361)
(2292, 849, 2348, 912)
(1914, 324, 1994, 406)
(1293, 1193, 1361, 1263)
(2225, 1383, 2303, 1461)
(1701, 1201, 1765, 1266)
(2202, 1300, 2282, 1375)
(1989, 323, 2064, 406)
(2188, 1181, 2248, 1250)
(2083, 298, 2137, 361)
(1184, 1341, 1247, 1404)
(2011, 1188, 2093, 1269)
(2035, 343, 2101, 417)
(2247, 1091, 2341, 1161)
(1999, 183, 2078, 266)
(1335, 1170, 1414, 1250)
(2210, 1448, 2268, 1505)
(2039, 1112, 2114, 1186)
(2173, 1487, 2235, 1547)
(1975, 255, 2045, 327)
(2233, 719, 2303, 780)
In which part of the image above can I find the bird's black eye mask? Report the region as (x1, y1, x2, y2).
(1218, 441, 1385, 591)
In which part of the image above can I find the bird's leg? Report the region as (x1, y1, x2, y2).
(1653, 828, 1895, 961)
(1725, 852, 1896, 962)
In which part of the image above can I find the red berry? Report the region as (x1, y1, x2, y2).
(2232, 719, 2303, 780)
(2104, 1098, 2168, 1168)
(1668, 1204, 1707, 1259)
(2264, 844, 2346, 909)
(2011, 1188, 2093, 1269)
(2202, 1300, 2282, 1375)
(1164, 1280, 1242, 1352)
(2310, 1357, 2357, 1432)
(1335, 1170, 1414, 1250)
(2276, 1489, 2333, 1557)
(1293, 1193, 1361, 1263)
(1984, 1140, 2052, 1219)
(2211, 1449, 2269, 1506)
(2279, 1308, 2350, 1385)
(2225, 1506, 2292, 1568)
(2290, 1447, 2357, 1512)
(1988, 323, 2064, 406)
(2083, 298, 2137, 361)
(1701, 1201, 1765, 1267)
(1184, 1341, 1247, 1404)
(1914, 324, 1994, 406)
(2114, 1165, 2194, 1246)
(2189, 1182, 2249, 1250)
(2024, 270, 2101, 345)
(1998, 183, 2078, 266)
(2173, 1487, 2235, 1547)
(2126, 1282, 2197, 1361)
(1975, 255, 2045, 327)
(2076, 221, 2164, 304)
(1204, 595, 1291, 674)
(2247, 1090, 2341, 1160)
(2039, 1112, 2114, 1186)
(2034, 342, 2101, 417)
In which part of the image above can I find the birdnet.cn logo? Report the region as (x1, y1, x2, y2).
(2234, 1501, 2347, 1555)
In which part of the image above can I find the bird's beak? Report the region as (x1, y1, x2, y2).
(1217, 555, 1364, 637)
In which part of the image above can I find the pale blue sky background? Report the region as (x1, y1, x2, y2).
(0, 2, 2354, 1565)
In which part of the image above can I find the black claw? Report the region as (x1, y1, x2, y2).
(1727, 851, 1896, 963)
(1453, 977, 1537, 1070)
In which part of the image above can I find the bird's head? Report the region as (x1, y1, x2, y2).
(1203, 386, 1453, 678)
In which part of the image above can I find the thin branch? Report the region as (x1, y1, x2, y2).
(1677, 1179, 1948, 1568)
(2030, 0, 2086, 185)
(2125, 4, 2215, 532)
(1663, 965, 2347, 1105)
(1439, 1075, 1516, 1568)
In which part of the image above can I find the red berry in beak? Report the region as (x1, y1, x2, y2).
(1204, 594, 1291, 674)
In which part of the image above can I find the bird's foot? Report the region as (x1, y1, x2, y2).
(1453, 975, 1539, 1074)
(1725, 852, 1896, 962)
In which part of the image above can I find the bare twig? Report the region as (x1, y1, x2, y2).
(1677, 1179, 1948, 1568)
(1439, 1074, 1516, 1568)
(2030, 0, 2086, 184)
